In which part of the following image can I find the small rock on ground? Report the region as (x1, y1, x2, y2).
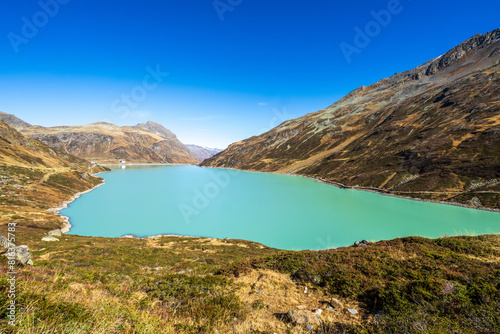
(330, 298, 343, 309)
(347, 308, 358, 315)
(286, 310, 322, 325)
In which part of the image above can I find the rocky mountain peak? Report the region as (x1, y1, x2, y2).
(425, 28, 500, 75)
(133, 121, 176, 140)
(0, 111, 32, 128)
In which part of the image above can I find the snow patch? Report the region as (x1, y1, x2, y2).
(432, 54, 443, 63)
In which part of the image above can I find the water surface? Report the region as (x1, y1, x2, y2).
(62, 165, 500, 250)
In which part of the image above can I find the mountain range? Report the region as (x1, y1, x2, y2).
(0, 113, 219, 164)
(185, 145, 222, 161)
(203, 29, 500, 209)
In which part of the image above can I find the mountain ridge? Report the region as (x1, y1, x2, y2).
(0, 114, 200, 164)
(203, 29, 500, 210)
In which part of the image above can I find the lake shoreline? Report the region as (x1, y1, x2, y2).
(101, 163, 192, 167)
(308, 177, 500, 213)
(48, 176, 107, 233)
(202, 166, 500, 213)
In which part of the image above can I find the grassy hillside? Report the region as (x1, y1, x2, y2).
(0, 232, 498, 333)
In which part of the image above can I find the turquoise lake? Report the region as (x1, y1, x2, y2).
(61, 165, 500, 250)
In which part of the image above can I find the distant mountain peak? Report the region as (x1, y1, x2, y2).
(87, 122, 117, 127)
(0, 111, 32, 128)
(133, 121, 176, 140)
(186, 144, 222, 161)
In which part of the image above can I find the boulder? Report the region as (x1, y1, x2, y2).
(286, 310, 322, 325)
(469, 196, 482, 207)
(15, 245, 31, 265)
(42, 235, 59, 242)
(354, 240, 370, 247)
(48, 229, 62, 237)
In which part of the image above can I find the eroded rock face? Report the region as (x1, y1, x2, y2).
(202, 29, 500, 209)
(31, 132, 115, 158)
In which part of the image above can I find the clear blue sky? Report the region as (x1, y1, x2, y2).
(0, 0, 498, 148)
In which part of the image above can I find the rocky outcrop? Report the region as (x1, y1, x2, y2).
(30, 132, 115, 157)
(203, 29, 500, 209)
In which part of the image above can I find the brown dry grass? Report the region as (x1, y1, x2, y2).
(231, 269, 365, 333)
